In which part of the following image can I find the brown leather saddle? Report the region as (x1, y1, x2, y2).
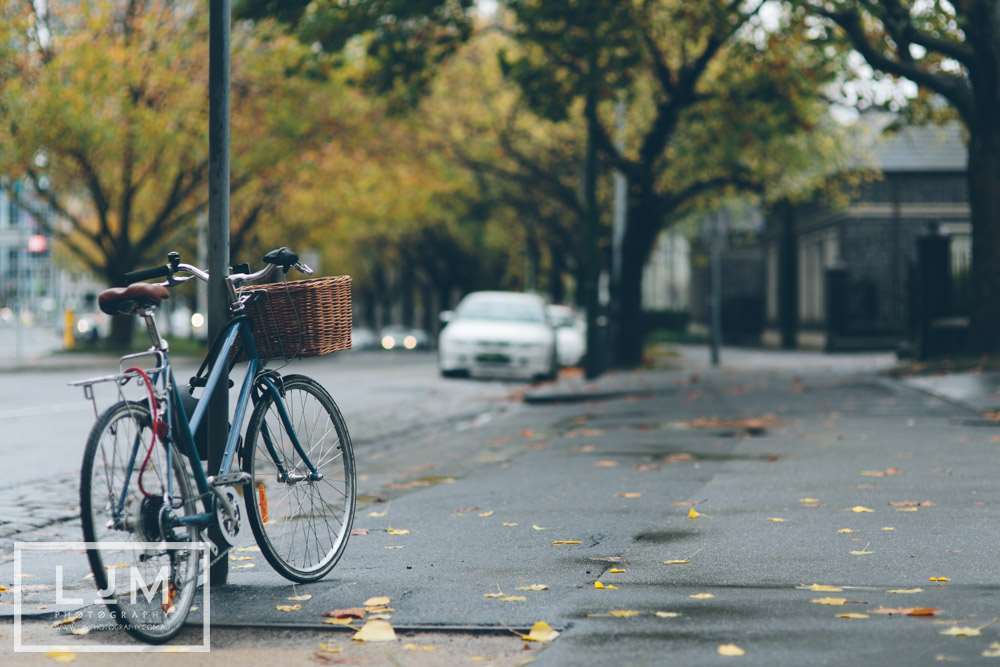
(98, 283, 170, 315)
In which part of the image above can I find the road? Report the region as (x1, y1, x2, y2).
(5, 347, 1000, 665)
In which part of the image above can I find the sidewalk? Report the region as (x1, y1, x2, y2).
(8, 349, 1000, 664)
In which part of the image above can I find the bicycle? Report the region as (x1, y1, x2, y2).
(71, 248, 356, 643)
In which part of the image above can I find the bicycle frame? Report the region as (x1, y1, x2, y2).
(106, 312, 321, 533)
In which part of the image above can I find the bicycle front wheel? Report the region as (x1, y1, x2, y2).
(80, 400, 202, 644)
(242, 374, 356, 583)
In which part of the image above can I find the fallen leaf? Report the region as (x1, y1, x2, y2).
(689, 592, 715, 600)
(861, 467, 900, 478)
(324, 607, 365, 620)
(498, 595, 526, 602)
(617, 492, 641, 499)
(532, 524, 548, 531)
(351, 528, 369, 536)
(229, 555, 254, 562)
(837, 613, 870, 620)
(45, 652, 76, 663)
(890, 500, 936, 510)
(51, 614, 81, 628)
(353, 619, 397, 642)
(837, 528, 854, 534)
(887, 588, 923, 594)
(850, 506, 874, 513)
(940, 626, 980, 637)
(516, 584, 549, 591)
(68, 627, 90, 637)
(552, 539, 582, 545)
(384, 545, 404, 550)
(929, 577, 951, 583)
(607, 609, 641, 618)
(402, 643, 436, 652)
(593, 581, 618, 590)
(882, 527, 896, 532)
(871, 607, 939, 616)
(276, 604, 302, 612)
(478, 511, 494, 518)
(718, 644, 746, 657)
(322, 617, 355, 626)
(502, 522, 518, 527)
(800, 497, 821, 506)
(811, 597, 848, 606)
(523, 620, 559, 643)
(368, 511, 387, 518)
(799, 584, 843, 592)
(287, 593, 313, 602)
(688, 507, 702, 520)
(364, 596, 391, 607)
(607, 568, 626, 574)
(317, 643, 342, 654)
(908, 608, 939, 617)
(595, 459, 619, 468)
(235, 563, 256, 569)
(850, 548, 874, 556)
(768, 517, 785, 523)
(982, 642, 1000, 657)
(663, 559, 689, 565)
(655, 611, 681, 618)
(386, 527, 410, 536)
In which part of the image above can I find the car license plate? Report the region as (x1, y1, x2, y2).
(476, 353, 510, 364)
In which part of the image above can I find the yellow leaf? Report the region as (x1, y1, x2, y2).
(478, 511, 494, 518)
(353, 619, 397, 642)
(368, 511, 387, 518)
(593, 581, 618, 590)
(607, 568, 626, 574)
(69, 627, 90, 637)
(45, 652, 76, 664)
(800, 497, 820, 505)
(837, 528, 854, 534)
(941, 626, 980, 637)
(617, 492, 641, 499)
(837, 613, 869, 620)
(287, 593, 312, 601)
(887, 588, 923, 594)
(364, 596, 391, 607)
(323, 617, 355, 626)
(594, 459, 619, 468)
(502, 522, 518, 527)
(850, 548, 874, 556)
(663, 559, 689, 565)
(850, 506, 874, 513)
(929, 577, 951, 583)
(552, 539, 581, 545)
(655, 611, 681, 618)
(484, 591, 505, 599)
(523, 620, 559, 643)
(607, 609, 641, 618)
(0, 585, 7, 593)
(882, 526, 895, 531)
(516, 584, 548, 591)
(799, 584, 843, 592)
(811, 597, 848, 606)
(499, 595, 526, 602)
(276, 604, 301, 612)
(982, 642, 1000, 657)
(402, 643, 436, 652)
(689, 592, 715, 600)
(386, 527, 410, 536)
(718, 644, 746, 657)
(768, 517, 785, 523)
(51, 614, 82, 628)
(688, 506, 702, 520)
(317, 643, 342, 654)
(532, 524, 548, 531)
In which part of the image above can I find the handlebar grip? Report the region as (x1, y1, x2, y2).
(123, 265, 171, 283)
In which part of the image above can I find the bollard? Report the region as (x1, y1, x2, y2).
(63, 308, 75, 350)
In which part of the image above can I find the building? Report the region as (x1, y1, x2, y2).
(760, 119, 969, 350)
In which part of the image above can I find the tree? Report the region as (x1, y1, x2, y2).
(801, 0, 1000, 352)
(0, 2, 344, 345)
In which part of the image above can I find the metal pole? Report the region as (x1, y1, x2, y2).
(710, 211, 723, 367)
(208, 0, 231, 586)
(610, 96, 627, 365)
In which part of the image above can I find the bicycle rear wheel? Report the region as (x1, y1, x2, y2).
(80, 400, 203, 644)
(242, 374, 355, 583)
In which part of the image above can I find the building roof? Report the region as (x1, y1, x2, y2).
(855, 113, 967, 172)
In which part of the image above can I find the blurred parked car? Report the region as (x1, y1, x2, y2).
(351, 326, 379, 350)
(438, 291, 557, 381)
(547, 304, 586, 367)
(379, 326, 430, 351)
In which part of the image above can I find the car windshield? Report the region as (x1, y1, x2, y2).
(457, 297, 545, 323)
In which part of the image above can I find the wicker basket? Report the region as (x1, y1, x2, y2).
(238, 275, 352, 360)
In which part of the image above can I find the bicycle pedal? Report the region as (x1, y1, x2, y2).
(209, 472, 252, 486)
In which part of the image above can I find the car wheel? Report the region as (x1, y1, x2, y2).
(441, 369, 466, 379)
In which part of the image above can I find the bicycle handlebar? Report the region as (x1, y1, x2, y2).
(123, 264, 172, 283)
(122, 250, 314, 289)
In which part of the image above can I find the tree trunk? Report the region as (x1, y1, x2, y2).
(614, 197, 660, 368)
(775, 199, 799, 350)
(400, 263, 415, 328)
(421, 283, 434, 335)
(548, 242, 565, 304)
(109, 314, 136, 349)
(966, 120, 1000, 352)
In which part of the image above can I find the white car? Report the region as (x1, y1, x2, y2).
(438, 291, 558, 381)
(547, 304, 586, 367)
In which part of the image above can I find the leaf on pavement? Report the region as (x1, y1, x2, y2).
(810, 597, 848, 606)
(768, 517, 786, 523)
(478, 511, 494, 518)
(941, 626, 981, 637)
(718, 644, 746, 657)
(593, 581, 618, 590)
(850, 506, 874, 513)
(498, 595, 526, 602)
(51, 614, 82, 628)
(850, 548, 874, 556)
(887, 588, 923, 594)
(860, 467, 900, 478)
(799, 584, 843, 592)
(837, 528, 854, 534)
(386, 527, 410, 536)
(607, 568, 626, 574)
(552, 539, 581, 545)
(837, 613, 869, 620)
(351, 528, 369, 536)
(276, 604, 302, 612)
(69, 627, 90, 637)
(353, 619, 397, 642)
(516, 584, 548, 591)
(317, 643, 342, 654)
(287, 593, 313, 602)
(688, 507, 702, 520)
(982, 642, 1000, 657)
(655, 611, 681, 618)
(929, 577, 951, 583)
(882, 527, 895, 532)
(607, 609, 641, 618)
(689, 592, 715, 600)
(523, 620, 559, 643)
(402, 643, 437, 652)
(800, 498, 821, 507)
(324, 607, 365, 620)
(889, 500, 935, 510)
(872, 607, 939, 617)
(368, 510, 387, 518)
(364, 596, 391, 607)
(45, 652, 76, 663)
(594, 459, 619, 468)
(532, 524, 548, 531)
(503, 522, 518, 527)
(663, 559, 689, 565)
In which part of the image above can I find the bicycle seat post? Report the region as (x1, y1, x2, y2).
(141, 308, 168, 352)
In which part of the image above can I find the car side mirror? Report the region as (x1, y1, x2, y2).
(440, 310, 453, 324)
